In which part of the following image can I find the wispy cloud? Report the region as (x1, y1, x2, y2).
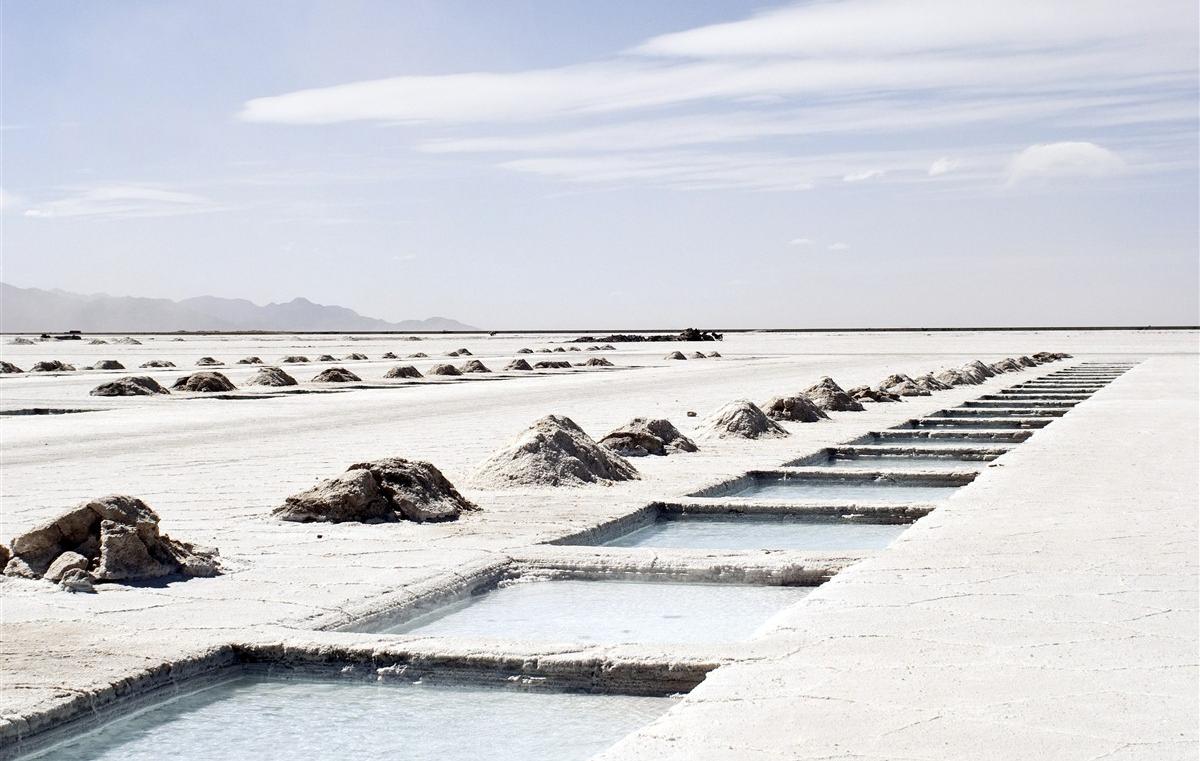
(788, 237, 814, 247)
(1005, 142, 1125, 185)
(828, 242, 851, 251)
(23, 184, 222, 220)
(234, 0, 1195, 193)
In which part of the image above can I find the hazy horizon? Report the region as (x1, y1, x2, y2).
(3, 1, 1198, 328)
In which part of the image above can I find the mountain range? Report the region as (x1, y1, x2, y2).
(0, 283, 478, 333)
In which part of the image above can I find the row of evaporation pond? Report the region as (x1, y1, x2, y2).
(23, 362, 1137, 761)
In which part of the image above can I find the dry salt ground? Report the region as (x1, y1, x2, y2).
(0, 330, 1196, 760)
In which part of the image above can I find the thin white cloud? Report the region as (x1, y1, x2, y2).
(1005, 142, 1125, 185)
(928, 157, 960, 176)
(23, 185, 222, 220)
(828, 242, 851, 251)
(843, 169, 883, 182)
(238, 1, 1194, 126)
(789, 237, 814, 246)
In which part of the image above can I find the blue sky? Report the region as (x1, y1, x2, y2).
(3, 0, 1197, 328)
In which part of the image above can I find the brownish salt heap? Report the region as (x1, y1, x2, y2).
(312, 367, 361, 383)
(804, 376, 865, 412)
(94, 360, 125, 370)
(2, 495, 219, 590)
(247, 367, 298, 387)
(383, 365, 423, 379)
(274, 458, 476, 523)
(848, 385, 902, 403)
(700, 400, 788, 439)
(195, 357, 223, 366)
(474, 415, 639, 487)
(505, 359, 533, 371)
(172, 372, 236, 392)
(428, 363, 462, 376)
(600, 417, 699, 457)
(762, 394, 829, 422)
(140, 360, 176, 368)
(459, 359, 492, 374)
(90, 376, 170, 397)
(30, 360, 76, 372)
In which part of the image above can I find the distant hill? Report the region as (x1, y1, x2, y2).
(0, 283, 478, 333)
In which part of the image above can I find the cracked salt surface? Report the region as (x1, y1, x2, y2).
(603, 514, 912, 551)
(363, 579, 811, 644)
(25, 676, 672, 761)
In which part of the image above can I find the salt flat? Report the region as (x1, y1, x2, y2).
(0, 330, 1195, 758)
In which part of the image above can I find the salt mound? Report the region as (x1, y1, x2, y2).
(280, 355, 309, 363)
(112, 337, 142, 345)
(3, 494, 219, 584)
(583, 357, 613, 367)
(505, 359, 533, 371)
(536, 348, 553, 353)
(700, 400, 788, 439)
(848, 386, 902, 403)
(665, 351, 687, 360)
(600, 417, 698, 457)
(139, 360, 176, 368)
(428, 363, 461, 376)
(964, 360, 996, 378)
(0, 361, 23, 373)
(552, 347, 566, 353)
(94, 360, 125, 370)
(1018, 355, 1038, 367)
(762, 395, 829, 422)
(957, 364, 989, 383)
(804, 377, 865, 412)
(935, 368, 977, 386)
(236, 356, 263, 364)
(275, 459, 476, 524)
(344, 353, 368, 360)
(195, 357, 222, 366)
(30, 360, 75, 372)
(317, 354, 336, 362)
(459, 359, 491, 373)
(247, 367, 298, 387)
(474, 415, 639, 487)
(991, 357, 1023, 373)
(915, 374, 952, 391)
(456, 348, 473, 356)
(407, 352, 428, 358)
(534, 360, 571, 369)
(879, 373, 931, 396)
(10, 337, 35, 345)
(88, 339, 108, 345)
(688, 351, 707, 359)
(172, 372, 236, 392)
(707, 351, 722, 358)
(381, 352, 397, 359)
(383, 365, 422, 378)
(517, 348, 533, 354)
(90, 376, 169, 397)
(312, 367, 361, 382)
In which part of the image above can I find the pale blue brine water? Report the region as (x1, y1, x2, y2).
(372, 579, 810, 644)
(31, 677, 672, 761)
(604, 514, 911, 550)
(730, 477, 960, 502)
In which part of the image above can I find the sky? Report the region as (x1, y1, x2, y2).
(2, 0, 1198, 328)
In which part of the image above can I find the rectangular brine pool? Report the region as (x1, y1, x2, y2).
(602, 513, 912, 551)
(27, 676, 672, 761)
(786, 447, 998, 471)
(849, 431, 1031, 447)
(692, 471, 972, 502)
(350, 578, 810, 645)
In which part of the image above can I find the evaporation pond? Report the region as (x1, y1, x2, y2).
(368, 579, 809, 644)
(821, 456, 986, 471)
(728, 476, 961, 502)
(32, 676, 672, 761)
(604, 514, 910, 551)
(864, 438, 1018, 448)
